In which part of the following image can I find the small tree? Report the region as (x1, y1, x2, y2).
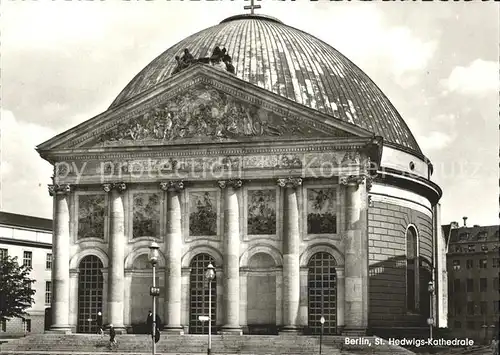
(0, 255, 36, 321)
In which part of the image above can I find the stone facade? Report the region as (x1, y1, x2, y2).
(38, 56, 443, 337)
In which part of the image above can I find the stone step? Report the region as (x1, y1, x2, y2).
(0, 335, 413, 355)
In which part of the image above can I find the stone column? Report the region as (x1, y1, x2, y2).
(277, 177, 302, 332)
(336, 268, 345, 330)
(103, 182, 126, 333)
(48, 184, 72, 333)
(160, 181, 184, 334)
(218, 179, 243, 334)
(340, 175, 368, 334)
(69, 269, 79, 333)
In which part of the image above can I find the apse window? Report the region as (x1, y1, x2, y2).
(406, 226, 418, 313)
(306, 188, 337, 234)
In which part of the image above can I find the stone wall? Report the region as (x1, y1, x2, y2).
(368, 199, 433, 328)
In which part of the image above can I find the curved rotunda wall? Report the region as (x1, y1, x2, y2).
(367, 185, 433, 329)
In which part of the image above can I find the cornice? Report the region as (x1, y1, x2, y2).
(376, 167, 442, 205)
(42, 138, 374, 161)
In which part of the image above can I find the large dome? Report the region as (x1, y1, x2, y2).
(110, 14, 422, 155)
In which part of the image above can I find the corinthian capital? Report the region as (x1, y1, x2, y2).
(277, 177, 302, 188)
(102, 182, 127, 193)
(160, 181, 184, 192)
(48, 184, 72, 196)
(218, 179, 243, 189)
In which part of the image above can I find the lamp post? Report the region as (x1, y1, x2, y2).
(205, 263, 216, 355)
(149, 242, 160, 355)
(319, 316, 325, 354)
(427, 281, 435, 340)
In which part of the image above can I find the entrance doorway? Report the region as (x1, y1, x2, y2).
(307, 252, 337, 334)
(77, 255, 104, 333)
(189, 253, 216, 334)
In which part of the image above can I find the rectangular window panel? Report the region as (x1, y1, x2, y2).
(78, 194, 105, 239)
(45, 281, 52, 305)
(467, 278, 474, 292)
(480, 301, 487, 315)
(247, 189, 276, 235)
(23, 251, 32, 267)
(189, 191, 217, 236)
(132, 193, 160, 238)
(466, 259, 473, 269)
(307, 188, 337, 234)
(453, 260, 460, 270)
(467, 301, 474, 315)
(46, 254, 52, 270)
(493, 258, 500, 268)
(0, 248, 7, 260)
(454, 279, 461, 292)
(479, 259, 487, 268)
(480, 278, 487, 292)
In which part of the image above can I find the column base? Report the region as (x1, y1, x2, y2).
(163, 326, 185, 335)
(342, 327, 367, 336)
(219, 326, 243, 335)
(47, 325, 72, 334)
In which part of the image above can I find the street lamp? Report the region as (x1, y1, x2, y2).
(149, 242, 160, 355)
(319, 316, 325, 354)
(427, 281, 435, 340)
(205, 263, 216, 355)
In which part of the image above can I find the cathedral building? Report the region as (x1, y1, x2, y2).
(37, 12, 446, 336)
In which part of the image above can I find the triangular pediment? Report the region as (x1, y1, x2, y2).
(38, 66, 372, 152)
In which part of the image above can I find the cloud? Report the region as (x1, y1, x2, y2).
(309, 5, 437, 80)
(442, 59, 498, 96)
(1, 109, 54, 218)
(416, 131, 455, 151)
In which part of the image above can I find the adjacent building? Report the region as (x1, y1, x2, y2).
(446, 219, 500, 344)
(36, 12, 445, 336)
(0, 212, 53, 335)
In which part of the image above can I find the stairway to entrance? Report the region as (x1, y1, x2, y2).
(0, 334, 414, 355)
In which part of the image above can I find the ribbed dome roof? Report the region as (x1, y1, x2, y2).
(110, 14, 422, 155)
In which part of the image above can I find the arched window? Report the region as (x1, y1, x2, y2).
(406, 226, 419, 313)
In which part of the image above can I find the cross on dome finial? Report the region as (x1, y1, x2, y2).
(244, 0, 261, 15)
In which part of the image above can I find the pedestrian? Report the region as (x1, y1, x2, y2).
(491, 336, 498, 355)
(109, 324, 117, 349)
(146, 310, 153, 337)
(96, 312, 103, 336)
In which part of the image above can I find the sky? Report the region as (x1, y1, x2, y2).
(0, 0, 498, 226)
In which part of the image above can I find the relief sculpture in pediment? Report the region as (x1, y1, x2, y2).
(97, 85, 328, 144)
